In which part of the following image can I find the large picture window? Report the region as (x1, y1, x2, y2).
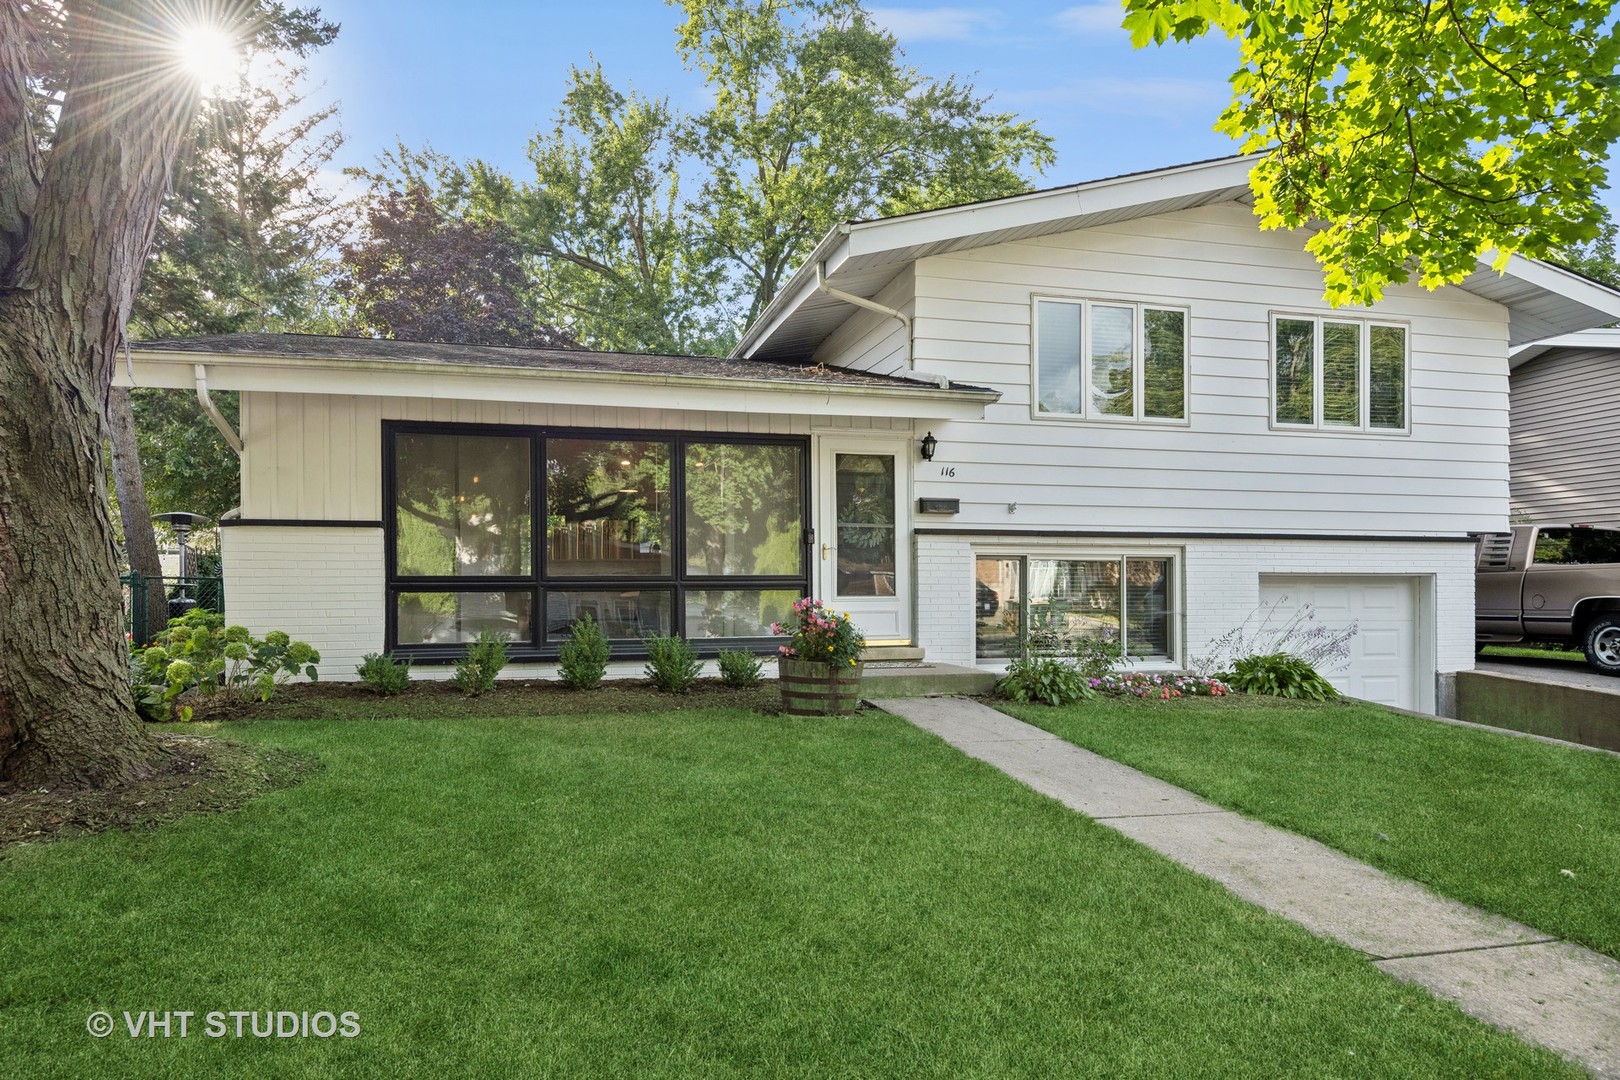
(1034, 298, 1188, 422)
(973, 553, 1174, 662)
(1272, 315, 1407, 432)
(385, 423, 808, 659)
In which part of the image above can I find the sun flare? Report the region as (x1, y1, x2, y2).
(174, 24, 240, 95)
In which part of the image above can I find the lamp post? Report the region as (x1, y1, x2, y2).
(153, 511, 210, 616)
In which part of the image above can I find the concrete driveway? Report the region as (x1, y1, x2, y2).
(1474, 655, 1620, 693)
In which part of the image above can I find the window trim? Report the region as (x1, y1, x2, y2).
(1268, 312, 1411, 435)
(1029, 293, 1191, 426)
(383, 420, 811, 661)
(971, 546, 1182, 665)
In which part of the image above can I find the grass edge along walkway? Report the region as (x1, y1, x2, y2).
(877, 696, 1620, 1079)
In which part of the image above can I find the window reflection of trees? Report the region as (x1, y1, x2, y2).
(1275, 318, 1315, 424)
(390, 428, 808, 652)
(546, 439, 671, 577)
(835, 454, 896, 597)
(684, 443, 803, 577)
(394, 434, 532, 576)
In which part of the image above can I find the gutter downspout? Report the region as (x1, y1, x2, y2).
(815, 262, 949, 389)
(194, 364, 244, 456)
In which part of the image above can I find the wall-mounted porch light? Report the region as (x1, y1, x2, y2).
(919, 431, 938, 461)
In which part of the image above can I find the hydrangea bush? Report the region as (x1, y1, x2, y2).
(771, 599, 866, 668)
(131, 609, 321, 720)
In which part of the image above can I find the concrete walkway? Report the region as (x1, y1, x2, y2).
(877, 697, 1620, 1078)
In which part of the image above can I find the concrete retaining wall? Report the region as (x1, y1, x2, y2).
(1452, 671, 1620, 752)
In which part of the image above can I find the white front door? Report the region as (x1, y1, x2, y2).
(817, 439, 911, 644)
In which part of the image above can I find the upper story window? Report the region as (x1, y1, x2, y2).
(1272, 314, 1407, 433)
(1034, 298, 1188, 422)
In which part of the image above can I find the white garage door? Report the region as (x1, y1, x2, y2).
(1258, 575, 1426, 711)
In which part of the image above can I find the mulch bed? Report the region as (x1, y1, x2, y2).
(0, 735, 321, 852)
(182, 677, 786, 723)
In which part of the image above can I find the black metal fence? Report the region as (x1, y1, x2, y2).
(121, 572, 225, 646)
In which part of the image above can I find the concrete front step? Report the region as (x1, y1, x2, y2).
(859, 663, 998, 698)
(860, 645, 927, 662)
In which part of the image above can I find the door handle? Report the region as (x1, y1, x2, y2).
(821, 543, 830, 560)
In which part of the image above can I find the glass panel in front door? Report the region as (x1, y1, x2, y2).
(834, 454, 895, 596)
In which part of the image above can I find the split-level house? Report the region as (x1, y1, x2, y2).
(123, 156, 1620, 712)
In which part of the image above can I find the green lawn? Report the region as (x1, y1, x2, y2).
(0, 710, 1582, 1078)
(1479, 644, 1586, 663)
(1000, 695, 1620, 961)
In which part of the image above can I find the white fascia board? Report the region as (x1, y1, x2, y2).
(1508, 327, 1620, 369)
(1489, 253, 1620, 330)
(840, 156, 1260, 261)
(730, 156, 1261, 359)
(119, 351, 996, 420)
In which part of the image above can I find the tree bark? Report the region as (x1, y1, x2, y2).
(0, 1, 207, 788)
(107, 386, 167, 645)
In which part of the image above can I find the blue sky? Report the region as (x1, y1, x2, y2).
(303, 1, 1246, 190)
(301, 1, 1618, 215)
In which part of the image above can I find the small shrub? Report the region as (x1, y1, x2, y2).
(1192, 597, 1358, 676)
(996, 654, 1092, 706)
(130, 609, 320, 719)
(1220, 653, 1339, 701)
(558, 613, 611, 690)
(644, 633, 702, 694)
(356, 653, 412, 695)
(452, 631, 508, 696)
(1072, 632, 1124, 681)
(717, 649, 764, 688)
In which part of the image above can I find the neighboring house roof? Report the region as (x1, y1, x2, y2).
(734, 154, 1620, 360)
(1508, 327, 1620, 370)
(125, 333, 999, 421)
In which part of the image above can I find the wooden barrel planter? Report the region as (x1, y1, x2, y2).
(778, 658, 865, 716)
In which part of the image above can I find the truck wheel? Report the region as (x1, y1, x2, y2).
(1584, 615, 1620, 676)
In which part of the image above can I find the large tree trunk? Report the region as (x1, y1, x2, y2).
(107, 386, 168, 645)
(0, 1, 206, 788)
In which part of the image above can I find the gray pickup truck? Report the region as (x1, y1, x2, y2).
(1476, 524, 1620, 675)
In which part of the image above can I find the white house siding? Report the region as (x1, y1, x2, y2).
(1509, 348, 1620, 525)
(226, 391, 912, 676)
(219, 525, 385, 677)
(237, 392, 911, 520)
(915, 533, 1473, 711)
(903, 202, 1512, 537)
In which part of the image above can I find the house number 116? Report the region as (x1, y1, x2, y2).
(938, 466, 956, 477)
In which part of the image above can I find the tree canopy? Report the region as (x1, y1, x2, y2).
(359, 0, 1054, 354)
(337, 183, 577, 348)
(1123, 0, 1620, 306)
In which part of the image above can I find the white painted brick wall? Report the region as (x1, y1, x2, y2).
(914, 535, 978, 663)
(221, 526, 385, 679)
(1183, 540, 1477, 680)
(916, 534, 1477, 682)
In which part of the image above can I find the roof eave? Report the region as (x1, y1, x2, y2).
(734, 155, 1263, 360)
(122, 346, 1001, 420)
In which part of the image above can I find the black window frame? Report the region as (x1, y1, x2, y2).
(384, 420, 811, 662)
